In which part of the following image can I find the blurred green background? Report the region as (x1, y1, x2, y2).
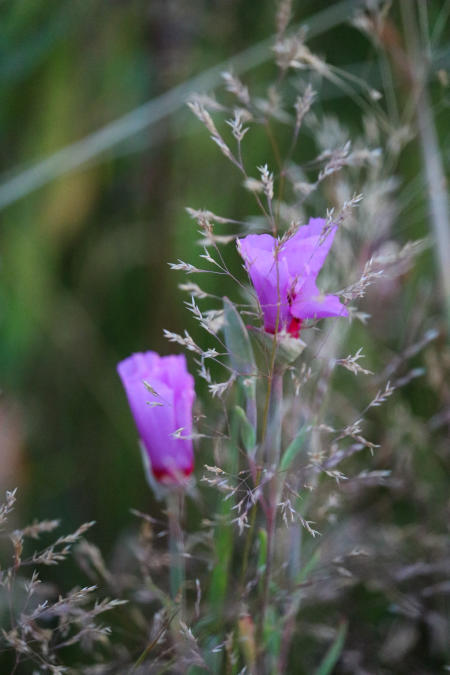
(0, 0, 377, 543)
(0, 0, 448, 589)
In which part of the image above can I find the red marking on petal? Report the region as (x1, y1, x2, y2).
(152, 465, 193, 484)
(287, 317, 302, 338)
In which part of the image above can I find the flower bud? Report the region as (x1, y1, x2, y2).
(117, 352, 195, 484)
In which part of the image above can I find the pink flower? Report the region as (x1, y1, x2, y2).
(117, 352, 195, 484)
(237, 218, 348, 337)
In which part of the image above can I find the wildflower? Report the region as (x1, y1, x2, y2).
(117, 351, 195, 483)
(237, 218, 347, 337)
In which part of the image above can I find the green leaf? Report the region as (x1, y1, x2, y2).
(223, 298, 257, 429)
(257, 528, 267, 575)
(209, 510, 233, 614)
(280, 426, 307, 471)
(314, 620, 348, 675)
(296, 547, 321, 584)
(235, 405, 256, 453)
(263, 606, 281, 662)
(250, 327, 306, 368)
(223, 297, 256, 377)
(208, 405, 240, 616)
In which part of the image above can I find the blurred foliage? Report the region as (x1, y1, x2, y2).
(0, 0, 449, 672)
(1, 0, 364, 542)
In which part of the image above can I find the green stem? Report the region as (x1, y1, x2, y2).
(239, 467, 262, 590)
(257, 368, 283, 664)
(167, 489, 185, 613)
(261, 247, 282, 448)
(129, 610, 179, 673)
(240, 250, 283, 593)
(264, 370, 283, 467)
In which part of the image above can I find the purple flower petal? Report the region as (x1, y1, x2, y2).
(291, 277, 348, 320)
(117, 351, 195, 483)
(237, 235, 291, 332)
(237, 217, 347, 336)
(283, 218, 337, 280)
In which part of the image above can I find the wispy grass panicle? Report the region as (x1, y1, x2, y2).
(3, 2, 448, 673)
(0, 490, 127, 673)
(166, 4, 448, 671)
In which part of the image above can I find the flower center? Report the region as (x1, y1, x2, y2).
(287, 317, 302, 337)
(152, 465, 193, 483)
(287, 284, 302, 337)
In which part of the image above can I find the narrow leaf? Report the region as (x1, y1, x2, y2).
(296, 547, 321, 584)
(208, 405, 240, 616)
(223, 298, 257, 429)
(235, 405, 256, 453)
(314, 620, 348, 675)
(223, 297, 256, 376)
(280, 427, 307, 471)
(257, 528, 267, 575)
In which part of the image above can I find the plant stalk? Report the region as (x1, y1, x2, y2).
(167, 489, 185, 615)
(401, 0, 450, 329)
(258, 368, 283, 664)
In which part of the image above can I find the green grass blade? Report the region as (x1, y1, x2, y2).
(314, 620, 348, 675)
(280, 426, 307, 471)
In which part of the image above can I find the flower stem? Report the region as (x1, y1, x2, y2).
(264, 369, 283, 466)
(167, 489, 185, 614)
(239, 467, 262, 590)
(258, 368, 283, 662)
(260, 248, 282, 447)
